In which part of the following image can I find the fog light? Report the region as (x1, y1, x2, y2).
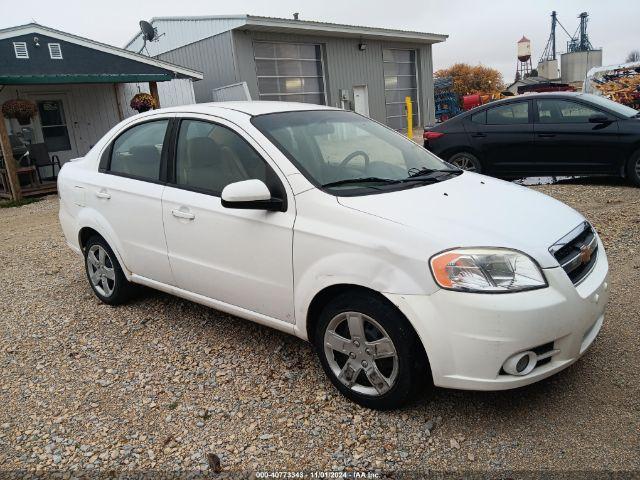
(503, 351, 537, 376)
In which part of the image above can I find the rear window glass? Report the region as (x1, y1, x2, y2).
(486, 102, 529, 125)
(109, 120, 168, 181)
(470, 111, 486, 124)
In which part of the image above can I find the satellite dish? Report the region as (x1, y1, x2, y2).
(140, 20, 156, 42)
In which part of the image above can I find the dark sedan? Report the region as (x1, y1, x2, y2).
(423, 92, 640, 186)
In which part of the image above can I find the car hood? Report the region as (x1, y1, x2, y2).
(336, 172, 585, 268)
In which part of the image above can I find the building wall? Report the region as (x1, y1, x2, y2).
(232, 30, 435, 126)
(158, 32, 238, 103)
(561, 50, 603, 85)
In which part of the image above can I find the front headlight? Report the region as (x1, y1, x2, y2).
(430, 248, 547, 293)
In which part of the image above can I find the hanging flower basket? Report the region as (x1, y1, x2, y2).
(130, 93, 157, 113)
(2, 99, 37, 125)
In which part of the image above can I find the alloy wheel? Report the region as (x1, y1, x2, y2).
(450, 155, 477, 171)
(86, 245, 116, 297)
(323, 311, 399, 396)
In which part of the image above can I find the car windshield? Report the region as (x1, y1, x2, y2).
(581, 93, 639, 118)
(251, 110, 457, 194)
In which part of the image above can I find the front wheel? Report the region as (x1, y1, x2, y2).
(626, 150, 640, 187)
(448, 152, 481, 172)
(313, 291, 429, 410)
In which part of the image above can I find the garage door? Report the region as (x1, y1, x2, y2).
(383, 48, 419, 130)
(254, 42, 327, 105)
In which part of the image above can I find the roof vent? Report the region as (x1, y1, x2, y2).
(13, 42, 28, 59)
(293, 12, 299, 20)
(48, 43, 63, 59)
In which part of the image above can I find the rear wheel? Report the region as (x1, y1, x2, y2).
(84, 235, 133, 305)
(448, 152, 481, 172)
(313, 291, 429, 410)
(626, 150, 640, 187)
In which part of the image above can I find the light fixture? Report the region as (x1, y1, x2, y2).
(33, 36, 40, 47)
(358, 42, 367, 51)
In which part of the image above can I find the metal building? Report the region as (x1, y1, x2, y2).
(125, 15, 447, 130)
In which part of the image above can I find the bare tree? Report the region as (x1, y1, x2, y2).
(626, 50, 640, 63)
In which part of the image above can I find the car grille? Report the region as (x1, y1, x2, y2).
(549, 222, 598, 285)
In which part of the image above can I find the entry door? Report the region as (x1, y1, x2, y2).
(161, 116, 296, 323)
(30, 94, 79, 164)
(466, 100, 535, 176)
(353, 85, 370, 116)
(533, 98, 622, 175)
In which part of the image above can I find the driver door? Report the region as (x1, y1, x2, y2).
(161, 115, 296, 323)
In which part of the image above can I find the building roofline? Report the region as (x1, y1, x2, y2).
(0, 23, 203, 80)
(123, 14, 447, 49)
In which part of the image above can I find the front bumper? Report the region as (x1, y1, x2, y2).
(385, 238, 609, 390)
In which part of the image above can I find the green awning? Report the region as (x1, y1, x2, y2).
(0, 73, 174, 85)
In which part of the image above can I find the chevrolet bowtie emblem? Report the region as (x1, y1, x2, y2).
(579, 244, 593, 264)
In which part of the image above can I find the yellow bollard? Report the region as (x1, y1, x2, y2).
(405, 96, 413, 140)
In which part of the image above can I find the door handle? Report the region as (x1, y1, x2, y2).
(537, 133, 556, 138)
(172, 208, 195, 220)
(95, 190, 111, 199)
(471, 133, 487, 138)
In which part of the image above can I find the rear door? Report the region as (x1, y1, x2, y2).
(92, 117, 174, 284)
(533, 98, 621, 175)
(465, 100, 535, 176)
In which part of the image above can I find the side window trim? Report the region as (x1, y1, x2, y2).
(167, 117, 288, 211)
(98, 117, 173, 185)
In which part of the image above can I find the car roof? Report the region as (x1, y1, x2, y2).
(152, 101, 337, 117)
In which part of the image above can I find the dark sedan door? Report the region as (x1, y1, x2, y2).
(533, 98, 622, 175)
(465, 100, 535, 176)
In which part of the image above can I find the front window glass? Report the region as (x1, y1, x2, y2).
(175, 120, 272, 195)
(252, 110, 456, 194)
(537, 99, 601, 123)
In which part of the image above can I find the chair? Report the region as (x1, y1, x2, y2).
(27, 143, 61, 182)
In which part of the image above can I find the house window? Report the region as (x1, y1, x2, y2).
(48, 43, 63, 59)
(383, 49, 419, 131)
(253, 41, 326, 105)
(13, 42, 28, 59)
(37, 100, 71, 152)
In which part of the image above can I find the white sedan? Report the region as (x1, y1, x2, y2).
(58, 102, 609, 409)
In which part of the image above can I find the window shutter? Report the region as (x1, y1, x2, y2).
(48, 43, 63, 59)
(13, 42, 28, 59)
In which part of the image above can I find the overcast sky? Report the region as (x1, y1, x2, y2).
(2, 0, 638, 83)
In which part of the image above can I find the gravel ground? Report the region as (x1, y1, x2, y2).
(0, 182, 639, 477)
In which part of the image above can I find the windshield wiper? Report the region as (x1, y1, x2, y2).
(321, 177, 401, 188)
(406, 167, 462, 179)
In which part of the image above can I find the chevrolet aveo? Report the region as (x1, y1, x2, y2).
(58, 102, 609, 410)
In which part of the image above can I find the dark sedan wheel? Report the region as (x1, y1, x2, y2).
(448, 152, 481, 172)
(627, 151, 640, 187)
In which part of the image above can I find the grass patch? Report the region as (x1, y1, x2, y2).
(0, 197, 42, 208)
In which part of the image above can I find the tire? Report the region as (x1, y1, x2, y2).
(83, 235, 133, 305)
(313, 291, 430, 410)
(626, 150, 640, 187)
(448, 152, 482, 173)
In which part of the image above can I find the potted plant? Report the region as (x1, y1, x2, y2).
(130, 93, 157, 113)
(2, 99, 37, 125)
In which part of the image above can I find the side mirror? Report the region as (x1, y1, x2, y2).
(221, 179, 284, 211)
(588, 114, 611, 124)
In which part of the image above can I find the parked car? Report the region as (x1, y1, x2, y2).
(59, 102, 609, 409)
(423, 92, 640, 186)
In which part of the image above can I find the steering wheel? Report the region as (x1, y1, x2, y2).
(339, 150, 370, 172)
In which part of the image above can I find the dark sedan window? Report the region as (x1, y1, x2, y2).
(486, 102, 529, 125)
(470, 111, 486, 124)
(537, 99, 602, 124)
